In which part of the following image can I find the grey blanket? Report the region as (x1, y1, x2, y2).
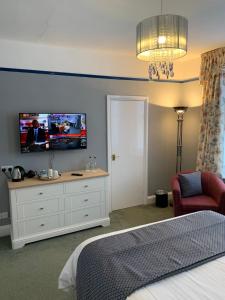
(77, 211, 225, 300)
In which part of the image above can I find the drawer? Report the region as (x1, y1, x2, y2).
(17, 198, 64, 220)
(65, 191, 101, 211)
(64, 178, 104, 194)
(16, 184, 63, 203)
(65, 206, 101, 226)
(18, 214, 63, 237)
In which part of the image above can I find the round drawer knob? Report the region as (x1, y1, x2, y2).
(84, 199, 88, 202)
(84, 185, 88, 188)
(39, 207, 44, 210)
(84, 214, 89, 217)
(40, 224, 45, 227)
(39, 192, 43, 195)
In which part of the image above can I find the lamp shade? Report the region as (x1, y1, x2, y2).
(136, 14, 188, 62)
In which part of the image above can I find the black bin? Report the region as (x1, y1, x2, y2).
(155, 190, 168, 208)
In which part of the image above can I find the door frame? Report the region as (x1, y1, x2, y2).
(107, 95, 149, 212)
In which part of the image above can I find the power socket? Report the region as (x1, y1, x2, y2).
(1, 165, 13, 174)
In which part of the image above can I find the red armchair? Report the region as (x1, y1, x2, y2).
(171, 171, 225, 217)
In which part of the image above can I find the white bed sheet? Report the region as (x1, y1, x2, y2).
(58, 213, 225, 300)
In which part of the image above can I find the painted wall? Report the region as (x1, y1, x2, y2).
(174, 57, 201, 81)
(181, 80, 203, 107)
(148, 79, 203, 108)
(0, 39, 200, 80)
(0, 71, 201, 225)
(148, 105, 200, 193)
(0, 39, 148, 79)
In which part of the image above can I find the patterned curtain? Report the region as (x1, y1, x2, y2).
(196, 47, 225, 176)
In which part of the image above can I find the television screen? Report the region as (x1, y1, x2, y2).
(19, 113, 87, 153)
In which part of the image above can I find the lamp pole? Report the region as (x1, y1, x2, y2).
(173, 107, 188, 173)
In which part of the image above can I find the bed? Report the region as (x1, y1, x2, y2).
(59, 211, 225, 300)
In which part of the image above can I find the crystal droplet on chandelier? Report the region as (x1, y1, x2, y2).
(148, 62, 174, 80)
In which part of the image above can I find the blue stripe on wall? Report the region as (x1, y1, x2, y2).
(0, 67, 198, 83)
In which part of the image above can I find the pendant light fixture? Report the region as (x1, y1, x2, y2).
(136, 0, 188, 80)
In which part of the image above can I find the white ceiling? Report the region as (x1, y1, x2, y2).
(0, 0, 225, 62)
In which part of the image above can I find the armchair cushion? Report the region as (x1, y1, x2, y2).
(180, 195, 218, 212)
(178, 171, 202, 197)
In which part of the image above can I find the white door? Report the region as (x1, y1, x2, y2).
(107, 95, 148, 211)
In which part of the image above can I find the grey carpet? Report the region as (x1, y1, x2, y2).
(0, 204, 173, 300)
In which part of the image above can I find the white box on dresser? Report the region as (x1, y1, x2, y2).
(8, 169, 110, 249)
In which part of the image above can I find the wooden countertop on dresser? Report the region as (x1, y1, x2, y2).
(8, 168, 109, 189)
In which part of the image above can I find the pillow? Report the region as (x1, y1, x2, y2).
(178, 171, 202, 197)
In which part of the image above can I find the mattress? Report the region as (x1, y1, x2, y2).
(59, 213, 225, 299)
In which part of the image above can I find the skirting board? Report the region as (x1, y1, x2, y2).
(0, 224, 10, 237)
(147, 191, 173, 205)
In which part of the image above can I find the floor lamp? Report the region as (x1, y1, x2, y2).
(173, 106, 188, 173)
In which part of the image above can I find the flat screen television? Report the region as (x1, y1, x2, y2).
(19, 113, 87, 153)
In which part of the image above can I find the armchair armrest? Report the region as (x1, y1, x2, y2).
(202, 172, 225, 202)
(206, 173, 225, 210)
(171, 176, 181, 197)
(202, 172, 225, 213)
(171, 176, 182, 216)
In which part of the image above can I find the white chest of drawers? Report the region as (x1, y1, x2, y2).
(8, 169, 110, 249)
